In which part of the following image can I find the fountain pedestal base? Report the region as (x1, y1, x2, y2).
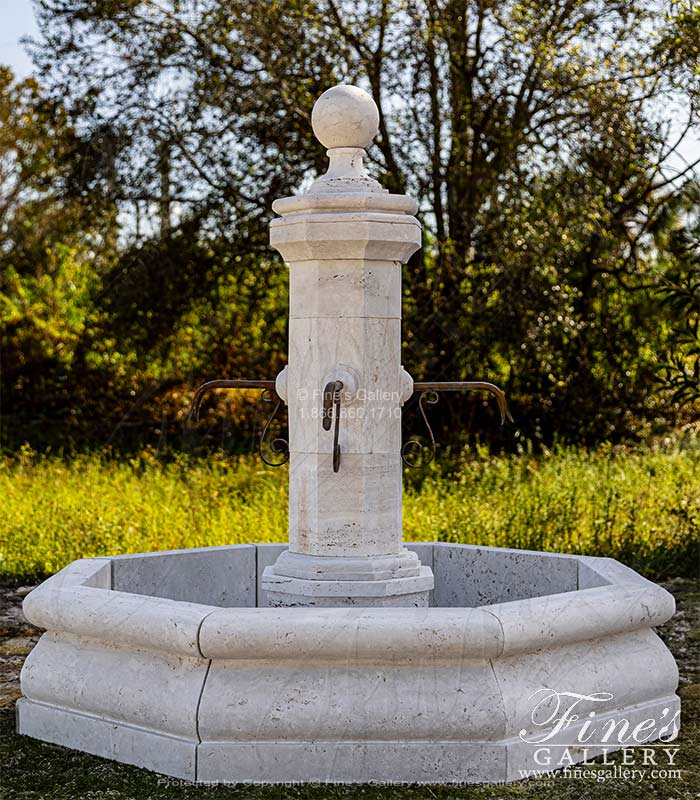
(261, 547, 434, 606)
(261, 565, 433, 607)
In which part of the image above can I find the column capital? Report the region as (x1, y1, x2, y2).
(270, 85, 420, 264)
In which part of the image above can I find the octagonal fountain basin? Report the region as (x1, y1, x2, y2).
(17, 542, 679, 784)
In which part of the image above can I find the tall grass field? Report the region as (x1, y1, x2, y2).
(1, 441, 698, 579)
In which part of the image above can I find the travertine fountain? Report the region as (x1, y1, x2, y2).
(17, 85, 680, 784)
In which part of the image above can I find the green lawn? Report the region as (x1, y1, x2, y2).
(1, 439, 698, 579)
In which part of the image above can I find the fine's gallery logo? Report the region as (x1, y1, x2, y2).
(516, 688, 682, 778)
(519, 688, 680, 746)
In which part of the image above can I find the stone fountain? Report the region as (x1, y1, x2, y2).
(17, 85, 680, 784)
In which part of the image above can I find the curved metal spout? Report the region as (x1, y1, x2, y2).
(413, 381, 514, 425)
(189, 379, 276, 422)
(322, 380, 343, 472)
(188, 378, 288, 467)
(402, 379, 514, 468)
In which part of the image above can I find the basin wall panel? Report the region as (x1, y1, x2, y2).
(20, 632, 208, 739)
(111, 544, 256, 607)
(578, 560, 610, 589)
(433, 544, 578, 607)
(197, 657, 505, 742)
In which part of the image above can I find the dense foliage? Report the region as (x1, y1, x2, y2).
(1, 0, 699, 452)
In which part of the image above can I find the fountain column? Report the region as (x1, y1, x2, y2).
(261, 85, 434, 606)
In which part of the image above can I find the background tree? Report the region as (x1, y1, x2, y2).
(4, 0, 698, 451)
(656, 182, 700, 407)
(0, 66, 120, 447)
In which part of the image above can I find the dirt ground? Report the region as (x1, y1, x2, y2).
(0, 582, 38, 713)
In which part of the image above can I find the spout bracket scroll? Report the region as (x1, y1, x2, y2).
(402, 381, 513, 468)
(188, 379, 289, 467)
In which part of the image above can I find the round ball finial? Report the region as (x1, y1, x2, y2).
(311, 85, 379, 150)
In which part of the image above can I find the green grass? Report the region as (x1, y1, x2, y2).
(1, 440, 699, 580)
